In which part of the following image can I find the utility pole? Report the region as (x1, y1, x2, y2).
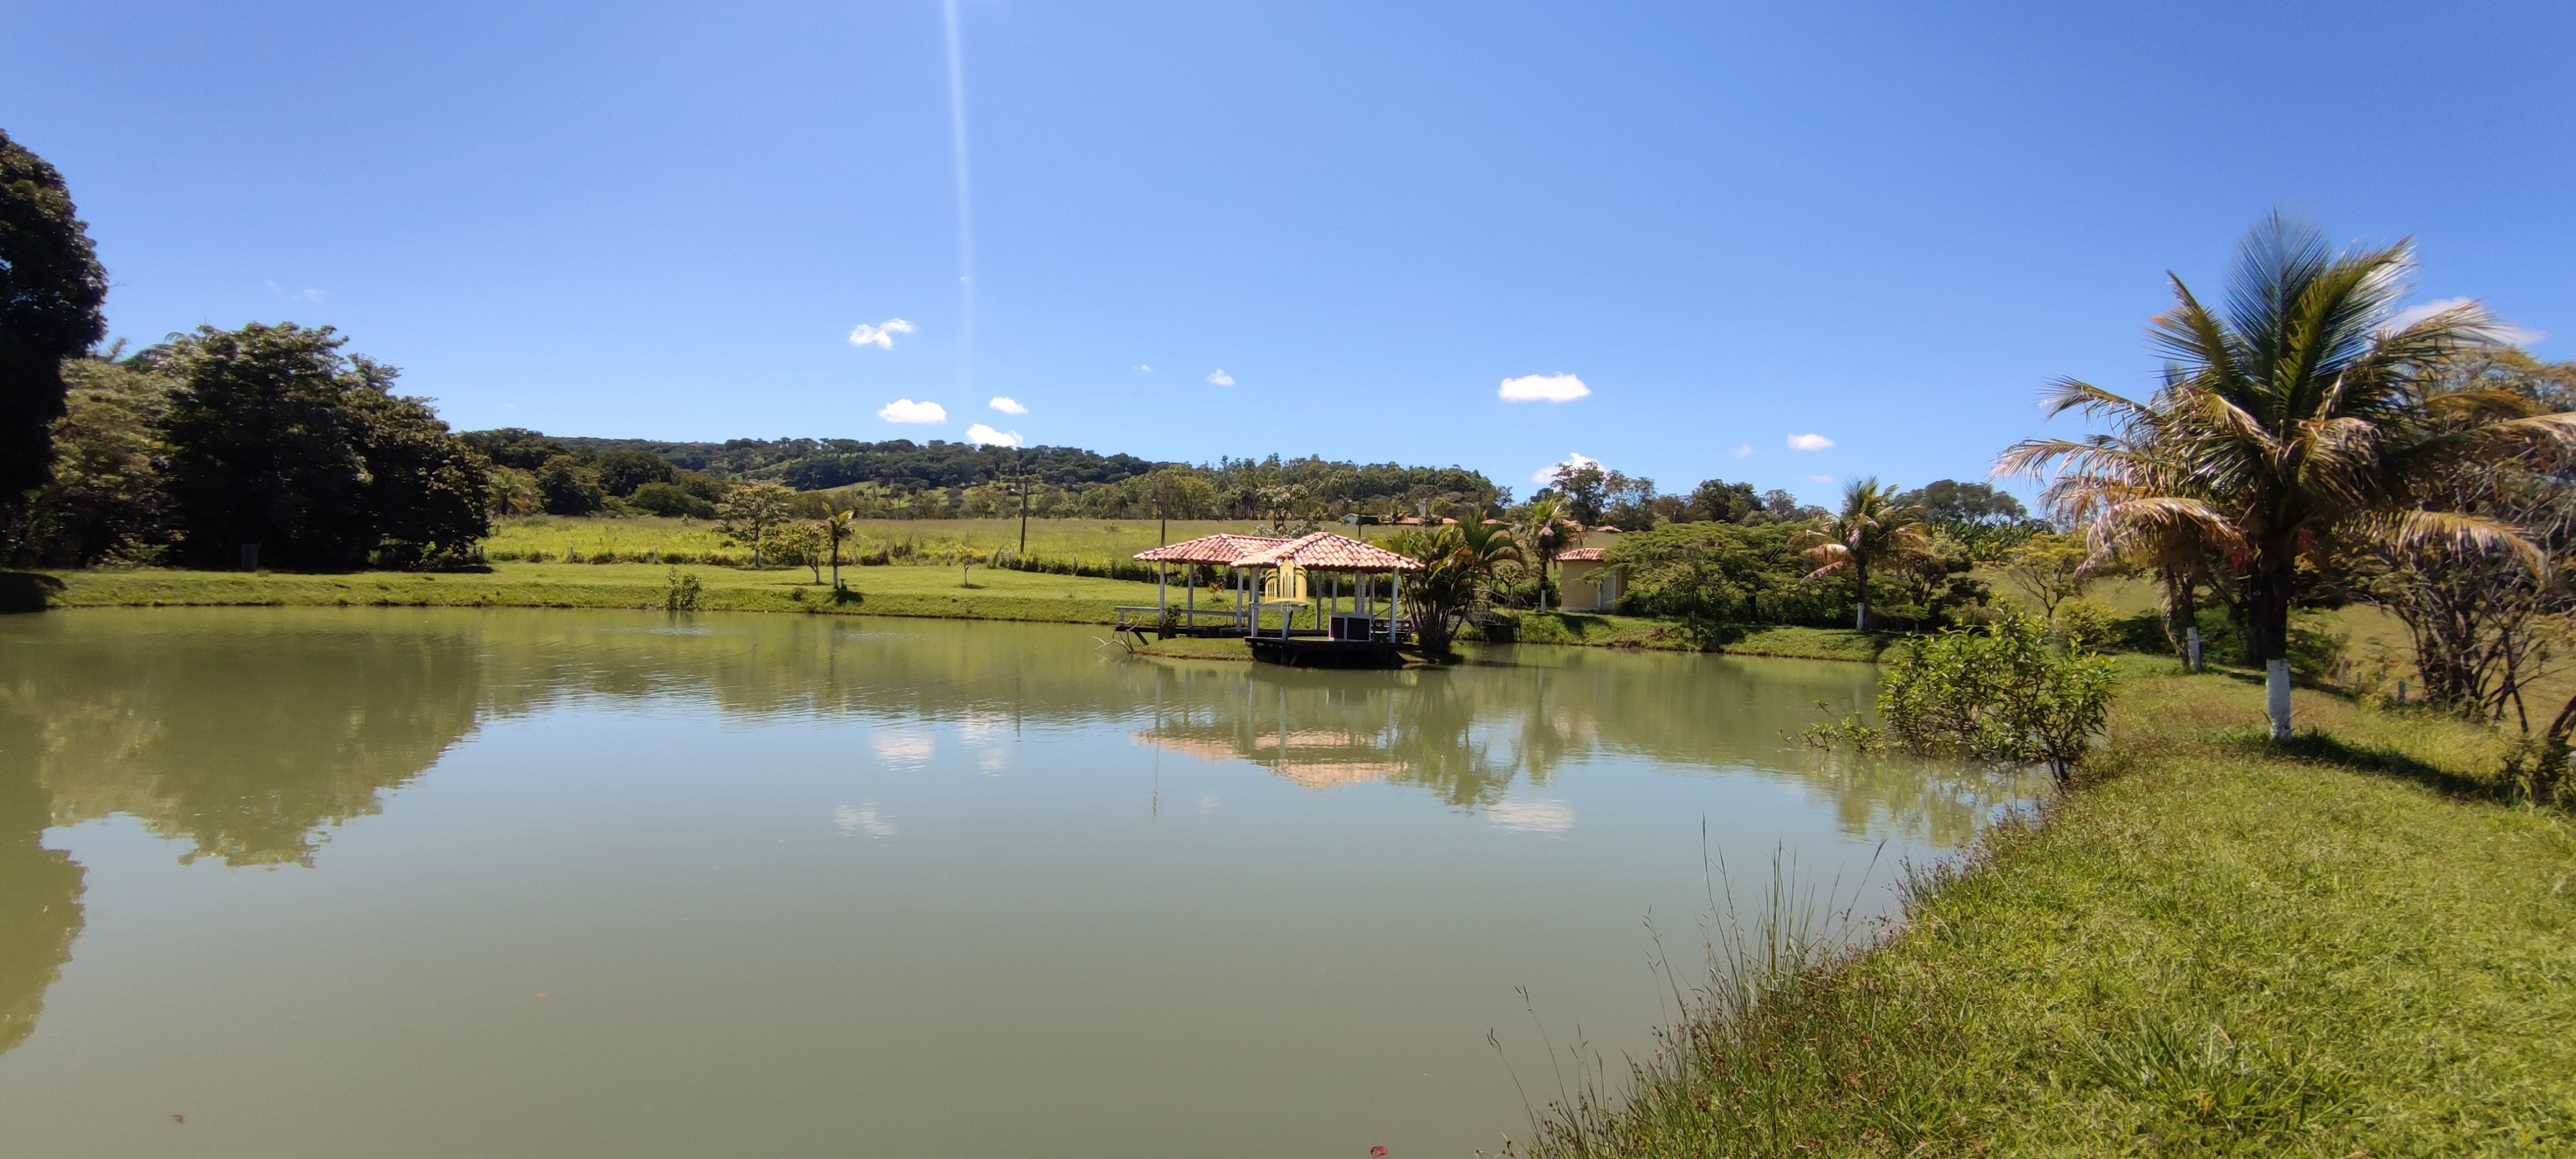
(1016, 445, 1029, 556)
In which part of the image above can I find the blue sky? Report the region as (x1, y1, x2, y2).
(8, 1, 2570, 504)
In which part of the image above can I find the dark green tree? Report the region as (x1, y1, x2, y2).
(158, 323, 489, 568)
(346, 358, 492, 566)
(592, 448, 674, 497)
(536, 454, 604, 514)
(1687, 479, 1760, 523)
(159, 324, 375, 567)
(0, 129, 108, 501)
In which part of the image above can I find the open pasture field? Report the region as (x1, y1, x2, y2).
(482, 516, 1292, 565)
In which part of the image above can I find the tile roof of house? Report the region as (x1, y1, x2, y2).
(1557, 547, 1608, 562)
(1132, 534, 1292, 565)
(1229, 531, 1424, 572)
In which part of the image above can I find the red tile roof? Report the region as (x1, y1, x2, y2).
(1132, 534, 1292, 565)
(1557, 547, 1607, 562)
(1230, 532, 1424, 572)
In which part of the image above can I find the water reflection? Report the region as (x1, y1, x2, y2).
(0, 608, 2042, 1060)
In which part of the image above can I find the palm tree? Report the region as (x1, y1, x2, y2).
(1518, 498, 1577, 611)
(1999, 215, 2576, 740)
(1794, 477, 1930, 630)
(824, 509, 856, 591)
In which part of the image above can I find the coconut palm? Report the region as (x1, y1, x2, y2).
(1794, 477, 1930, 630)
(1518, 498, 1577, 610)
(1999, 214, 2576, 740)
(823, 509, 856, 591)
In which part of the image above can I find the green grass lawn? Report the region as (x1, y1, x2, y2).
(1521, 662, 2576, 1157)
(42, 561, 1176, 624)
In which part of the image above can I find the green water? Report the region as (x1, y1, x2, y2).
(0, 609, 2039, 1157)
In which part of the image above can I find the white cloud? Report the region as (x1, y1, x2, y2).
(1788, 433, 1835, 452)
(2387, 297, 2546, 346)
(1135, 364, 1154, 373)
(1498, 372, 1591, 403)
(964, 423, 1022, 448)
(1809, 474, 1835, 483)
(1733, 443, 1754, 457)
(1206, 369, 1235, 387)
(834, 803, 897, 838)
(988, 396, 1028, 415)
(1488, 798, 1575, 835)
(848, 318, 916, 350)
(1531, 451, 1599, 484)
(877, 398, 947, 423)
(871, 732, 934, 765)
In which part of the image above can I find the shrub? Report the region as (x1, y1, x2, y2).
(1879, 610, 2118, 782)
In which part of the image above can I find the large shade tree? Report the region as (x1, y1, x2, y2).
(158, 323, 491, 568)
(2002, 215, 2576, 740)
(0, 129, 108, 501)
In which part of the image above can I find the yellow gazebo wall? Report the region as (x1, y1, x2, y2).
(1557, 558, 1622, 613)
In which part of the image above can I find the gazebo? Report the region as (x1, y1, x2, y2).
(1121, 533, 1289, 635)
(1227, 532, 1422, 666)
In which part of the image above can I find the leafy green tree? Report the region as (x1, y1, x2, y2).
(0, 129, 108, 503)
(1687, 479, 1760, 523)
(1390, 524, 1477, 654)
(592, 448, 674, 497)
(1999, 532, 2095, 619)
(718, 480, 796, 568)
(157, 324, 377, 568)
(535, 454, 603, 515)
(823, 508, 856, 589)
(5, 352, 167, 566)
(1793, 477, 1930, 629)
(1895, 480, 2029, 526)
(1878, 610, 2117, 783)
(2002, 215, 2576, 739)
(1539, 461, 1608, 524)
(156, 324, 489, 568)
(346, 360, 492, 567)
(630, 480, 715, 519)
(455, 427, 567, 469)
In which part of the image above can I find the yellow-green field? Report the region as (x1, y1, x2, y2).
(482, 516, 1294, 565)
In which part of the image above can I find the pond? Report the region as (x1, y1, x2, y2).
(0, 609, 2043, 1157)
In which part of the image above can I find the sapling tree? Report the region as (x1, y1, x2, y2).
(1878, 611, 2118, 783)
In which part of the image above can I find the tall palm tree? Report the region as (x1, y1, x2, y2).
(1794, 477, 1930, 630)
(2000, 215, 2576, 740)
(824, 509, 856, 591)
(1518, 498, 1577, 611)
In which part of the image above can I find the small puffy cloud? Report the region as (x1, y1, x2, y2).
(1499, 372, 1591, 403)
(1809, 474, 1835, 483)
(964, 423, 1022, 448)
(877, 398, 947, 423)
(1733, 443, 1754, 457)
(2387, 297, 2546, 346)
(1135, 364, 1154, 373)
(987, 396, 1028, 415)
(848, 318, 917, 350)
(1787, 433, 1835, 452)
(1531, 451, 1599, 484)
(1206, 369, 1235, 386)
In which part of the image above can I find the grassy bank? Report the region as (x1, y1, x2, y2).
(40, 562, 1168, 625)
(1522, 664, 2576, 1156)
(28, 565, 1898, 664)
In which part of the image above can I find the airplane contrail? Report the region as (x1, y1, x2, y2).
(941, 0, 975, 393)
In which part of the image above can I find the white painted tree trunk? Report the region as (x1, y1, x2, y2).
(2187, 626, 2203, 672)
(2266, 658, 2292, 741)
